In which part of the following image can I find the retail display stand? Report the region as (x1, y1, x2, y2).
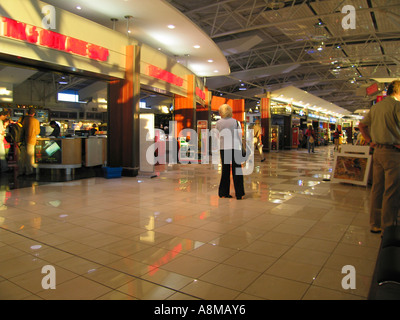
(332, 145, 371, 186)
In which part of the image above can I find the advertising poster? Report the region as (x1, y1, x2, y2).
(35, 140, 62, 164)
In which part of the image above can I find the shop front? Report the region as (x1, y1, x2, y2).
(0, 0, 129, 176)
(292, 107, 307, 149)
(270, 101, 292, 150)
(1, 0, 214, 176)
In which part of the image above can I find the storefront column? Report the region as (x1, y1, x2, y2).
(174, 75, 195, 135)
(260, 93, 271, 151)
(107, 45, 140, 176)
(231, 99, 245, 123)
(210, 96, 244, 122)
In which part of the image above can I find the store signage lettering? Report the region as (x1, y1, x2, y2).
(308, 113, 319, 119)
(196, 87, 206, 100)
(293, 109, 305, 117)
(1, 17, 109, 62)
(366, 83, 378, 96)
(148, 65, 184, 87)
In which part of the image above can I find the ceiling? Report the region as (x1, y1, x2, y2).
(44, 0, 230, 77)
(164, 0, 400, 114)
(5, 0, 400, 116)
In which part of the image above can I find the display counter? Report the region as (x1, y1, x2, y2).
(84, 136, 107, 167)
(35, 137, 82, 175)
(35, 136, 107, 175)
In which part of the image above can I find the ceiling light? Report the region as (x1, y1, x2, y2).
(167, 25, 175, 29)
(214, 70, 219, 73)
(193, 45, 200, 49)
(76, 6, 82, 10)
(207, 59, 213, 63)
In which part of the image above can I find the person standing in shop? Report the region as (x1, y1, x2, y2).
(0, 110, 10, 173)
(359, 80, 400, 234)
(305, 125, 315, 153)
(20, 108, 40, 176)
(216, 104, 245, 200)
(49, 121, 61, 137)
(253, 119, 265, 162)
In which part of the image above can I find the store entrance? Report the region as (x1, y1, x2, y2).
(0, 60, 111, 188)
(139, 88, 173, 165)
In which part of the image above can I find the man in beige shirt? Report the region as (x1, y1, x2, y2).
(20, 108, 40, 175)
(359, 80, 400, 234)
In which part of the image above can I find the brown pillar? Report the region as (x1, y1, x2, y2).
(260, 93, 271, 151)
(174, 75, 195, 135)
(107, 45, 140, 176)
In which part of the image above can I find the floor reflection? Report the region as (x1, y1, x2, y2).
(0, 166, 104, 190)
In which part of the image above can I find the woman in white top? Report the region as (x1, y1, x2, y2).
(216, 104, 245, 200)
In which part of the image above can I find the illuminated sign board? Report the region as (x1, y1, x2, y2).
(366, 83, 379, 96)
(148, 65, 184, 87)
(1, 17, 109, 62)
(196, 87, 206, 100)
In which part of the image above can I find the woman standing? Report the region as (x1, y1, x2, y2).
(216, 104, 245, 200)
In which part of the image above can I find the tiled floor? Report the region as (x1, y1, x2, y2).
(0, 145, 381, 300)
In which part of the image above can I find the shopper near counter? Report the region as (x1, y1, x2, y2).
(20, 108, 40, 175)
(359, 80, 400, 234)
(305, 125, 315, 153)
(0, 111, 9, 173)
(216, 104, 245, 200)
(49, 121, 60, 137)
(90, 124, 98, 136)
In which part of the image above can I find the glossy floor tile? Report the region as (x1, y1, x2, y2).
(0, 145, 382, 300)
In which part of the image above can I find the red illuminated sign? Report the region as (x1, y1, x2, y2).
(1, 17, 109, 62)
(196, 87, 206, 100)
(366, 83, 379, 96)
(148, 65, 184, 87)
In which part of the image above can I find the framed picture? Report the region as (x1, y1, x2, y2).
(332, 153, 372, 186)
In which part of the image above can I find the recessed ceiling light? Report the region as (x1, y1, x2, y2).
(167, 25, 175, 29)
(207, 59, 214, 63)
(214, 70, 219, 73)
(76, 6, 82, 10)
(193, 45, 200, 49)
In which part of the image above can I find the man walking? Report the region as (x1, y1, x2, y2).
(359, 80, 400, 234)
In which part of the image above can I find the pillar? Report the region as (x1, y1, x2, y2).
(260, 93, 271, 151)
(107, 45, 140, 176)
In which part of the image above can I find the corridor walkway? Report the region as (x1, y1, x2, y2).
(0, 145, 380, 300)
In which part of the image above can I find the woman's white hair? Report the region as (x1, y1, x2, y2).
(219, 104, 233, 118)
